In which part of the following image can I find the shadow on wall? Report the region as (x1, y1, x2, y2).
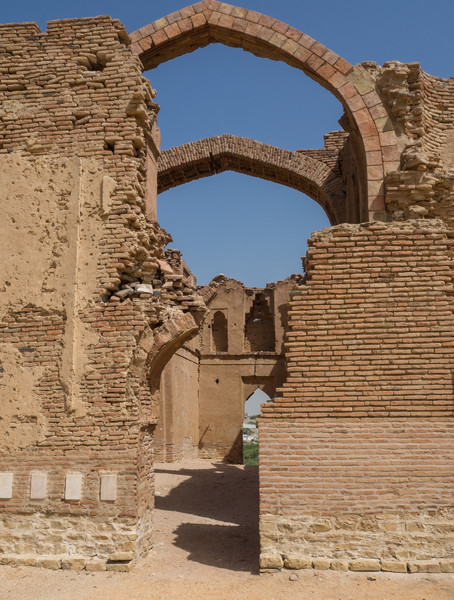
(155, 463, 259, 572)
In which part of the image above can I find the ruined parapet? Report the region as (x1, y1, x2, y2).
(359, 61, 454, 225)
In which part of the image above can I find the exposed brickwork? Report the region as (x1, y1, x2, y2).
(260, 221, 454, 568)
(376, 64, 454, 226)
(0, 16, 166, 296)
(260, 420, 454, 515)
(0, 16, 205, 568)
(263, 221, 454, 419)
(158, 133, 348, 223)
(260, 420, 454, 568)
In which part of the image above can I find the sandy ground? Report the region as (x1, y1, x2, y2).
(1, 459, 453, 600)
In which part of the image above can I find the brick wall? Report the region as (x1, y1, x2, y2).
(262, 220, 454, 419)
(260, 220, 454, 571)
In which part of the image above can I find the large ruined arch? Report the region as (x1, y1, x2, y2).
(158, 134, 346, 224)
(131, 0, 399, 221)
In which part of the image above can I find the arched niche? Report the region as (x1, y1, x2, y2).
(244, 293, 275, 353)
(211, 310, 228, 352)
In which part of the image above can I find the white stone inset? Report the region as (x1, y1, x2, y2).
(0, 473, 13, 499)
(30, 472, 47, 500)
(65, 473, 82, 500)
(100, 473, 117, 501)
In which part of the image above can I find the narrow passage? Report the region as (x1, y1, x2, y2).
(151, 459, 259, 576)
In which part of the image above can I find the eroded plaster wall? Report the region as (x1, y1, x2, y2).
(0, 16, 205, 571)
(155, 340, 200, 462)
(0, 155, 104, 450)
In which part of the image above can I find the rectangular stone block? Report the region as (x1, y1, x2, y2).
(349, 559, 381, 572)
(30, 472, 47, 500)
(380, 560, 407, 573)
(283, 556, 312, 569)
(36, 557, 61, 570)
(440, 560, 454, 573)
(61, 557, 86, 571)
(65, 473, 82, 501)
(260, 553, 283, 569)
(0, 473, 13, 499)
(330, 560, 348, 571)
(408, 561, 442, 573)
(100, 473, 117, 501)
(312, 558, 330, 570)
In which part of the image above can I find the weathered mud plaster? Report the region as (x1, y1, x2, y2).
(0, 345, 46, 452)
(58, 159, 106, 415)
(0, 155, 104, 434)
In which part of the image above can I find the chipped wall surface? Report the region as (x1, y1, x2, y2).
(0, 155, 98, 313)
(0, 345, 46, 453)
(359, 61, 454, 226)
(0, 154, 104, 444)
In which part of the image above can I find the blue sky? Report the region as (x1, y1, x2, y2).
(3, 1, 453, 287)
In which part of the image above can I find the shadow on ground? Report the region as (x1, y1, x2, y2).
(155, 463, 259, 572)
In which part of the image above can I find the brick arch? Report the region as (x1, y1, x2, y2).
(158, 134, 345, 224)
(131, 0, 399, 221)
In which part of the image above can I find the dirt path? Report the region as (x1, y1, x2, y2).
(1, 459, 453, 600)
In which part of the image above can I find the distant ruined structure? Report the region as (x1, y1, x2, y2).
(156, 269, 300, 464)
(0, 1, 453, 574)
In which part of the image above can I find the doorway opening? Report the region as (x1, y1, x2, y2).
(243, 389, 270, 466)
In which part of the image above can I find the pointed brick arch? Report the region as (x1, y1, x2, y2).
(131, 1, 399, 221)
(157, 134, 346, 224)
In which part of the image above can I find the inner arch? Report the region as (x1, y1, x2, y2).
(158, 134, 348, 224)
(158, 171, 330, 287)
